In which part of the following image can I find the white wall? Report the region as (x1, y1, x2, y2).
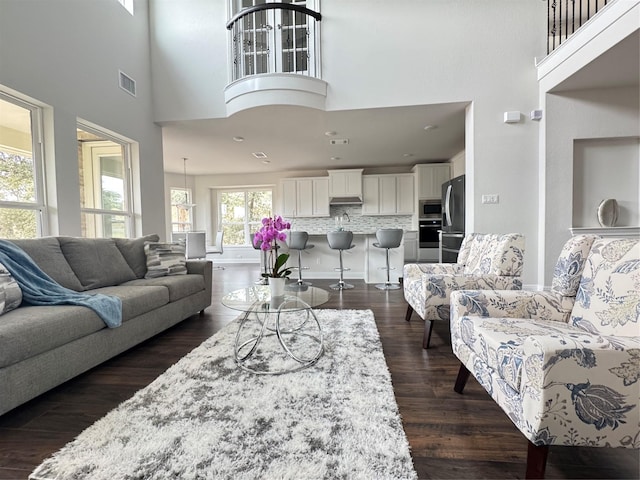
(542, 86, 640, 284)
(0, 0, 165, 236)
(150, 0, 547, 286)
(573, 137, 639, 227)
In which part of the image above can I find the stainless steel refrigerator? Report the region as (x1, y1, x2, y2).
(440, 174, 465, 263)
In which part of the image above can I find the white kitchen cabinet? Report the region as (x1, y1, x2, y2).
(362, 173, 414, 215)
(396, 174, 415, 214)
(281, 179, 297, 217)
(327, 169, 363, 197)
(312, 177, 330, 217)
(280, 177, 329, 218)
(413, 164, 451, 200)
(403, 230, 418, 262)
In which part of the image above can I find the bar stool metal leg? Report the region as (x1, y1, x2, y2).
(376, 247, 401, 290)
(330, 249, 354, 290)
(295, 249, 312, 286)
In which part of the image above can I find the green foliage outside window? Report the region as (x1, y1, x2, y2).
(219, 189, 272, 246)
(0, 151, 38, 238)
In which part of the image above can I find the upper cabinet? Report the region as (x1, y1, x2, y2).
(327, 169, 363, 198)
(281, 177, 330, 218)
(413, 164, 451, 200)
(362, 173, 414, 216)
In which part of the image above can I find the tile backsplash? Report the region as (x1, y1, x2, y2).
(287, 205, 413, 234)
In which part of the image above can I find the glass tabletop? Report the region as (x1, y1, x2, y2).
(221, 285, 329, 313)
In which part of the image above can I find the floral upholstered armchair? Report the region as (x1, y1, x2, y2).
(450, 235, 640, 478)
(403, 233, 525, 348)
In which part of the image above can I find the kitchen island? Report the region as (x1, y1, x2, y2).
(284, 231, 405, 285)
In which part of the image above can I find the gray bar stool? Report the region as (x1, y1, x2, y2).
(250, 233, 268, 284)
(373, 228, 404, 290)
(327, 230, 355, 290)
(288, 231, 314, 286)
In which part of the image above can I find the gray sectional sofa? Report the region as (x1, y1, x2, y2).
(0, 235, 212, 416)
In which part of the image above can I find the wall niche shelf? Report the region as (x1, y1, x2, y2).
(570, 226, 640, 238)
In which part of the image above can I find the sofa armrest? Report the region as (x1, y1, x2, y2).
(403, 263, 463, 278)
(520, 330, 640, 447)
(450, 289, 573, 324)
(186, 259, 209, 275)
(186, 260, 212, 306)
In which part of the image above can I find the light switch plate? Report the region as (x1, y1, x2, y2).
(482, 194, 499, 204)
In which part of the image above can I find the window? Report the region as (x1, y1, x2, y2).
(118, 0, 134, 15)
(218, 188, 272, 246)
(0, 92, 46, 239)
(78, 124, 133, 238)
(230, 0, 318, 79)
(171, 187, 193, 232)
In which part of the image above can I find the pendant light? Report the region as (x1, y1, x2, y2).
(176, 157, 196, 210)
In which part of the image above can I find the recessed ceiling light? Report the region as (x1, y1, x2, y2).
(403, 153, 414, 157)
(330, 156, 341, 161)
(423, 125, 438, 131)
(252, 152, 268, 159)
(324, 131, 337, 137)
(262, 160, 271, 164)
(233, 136, 244, 142)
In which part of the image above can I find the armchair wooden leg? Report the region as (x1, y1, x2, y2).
(453, 364, 470, 393)
(422, 319, 434, 349)
(525, 442, 549, 479)
(405, 305, 413, 322)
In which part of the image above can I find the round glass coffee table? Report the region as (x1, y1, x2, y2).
(221, 285, 329, 374)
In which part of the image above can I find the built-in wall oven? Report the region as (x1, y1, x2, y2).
(419, 218, 441, 248)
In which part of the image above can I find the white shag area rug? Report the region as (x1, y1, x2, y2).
(30, 309, 417, 480)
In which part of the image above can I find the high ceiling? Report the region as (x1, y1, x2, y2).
(160, 103, 468, 176)
(161, 24, 639, 178)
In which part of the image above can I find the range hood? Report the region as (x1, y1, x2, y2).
(329, 196, 363, 206)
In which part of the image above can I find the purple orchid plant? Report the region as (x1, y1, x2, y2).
(253, 215, 292, 279)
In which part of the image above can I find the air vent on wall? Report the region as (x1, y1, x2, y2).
(119, 70, 136, 97)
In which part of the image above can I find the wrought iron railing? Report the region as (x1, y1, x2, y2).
(226, 3, 322, 82)
(547, 0, 610, 53)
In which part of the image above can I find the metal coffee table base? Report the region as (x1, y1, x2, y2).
(234, 298, 324, 375)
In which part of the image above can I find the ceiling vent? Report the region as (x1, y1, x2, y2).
(329, 139, 349, 145)
(252, 152, 268, 159)
(119, 70, 136, 97)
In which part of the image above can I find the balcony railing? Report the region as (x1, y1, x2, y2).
(547, 0, 610, 53)
(226, 3, 322, 83)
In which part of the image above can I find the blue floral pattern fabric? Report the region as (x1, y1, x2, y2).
(450, 236, 640, 451)
(571, 238, 640, 337)
(403, 233, 525, 322)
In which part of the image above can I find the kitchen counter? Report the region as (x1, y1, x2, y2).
(285, 231, 405, 284)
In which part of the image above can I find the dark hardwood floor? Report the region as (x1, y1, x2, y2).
(1, 264, 638, 479)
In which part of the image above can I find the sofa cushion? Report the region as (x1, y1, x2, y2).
(89, 285, 170, 321)
(0, 305, 106, 368)
(0, 262, 22, 315)
(144, 242, 187, 278)
(8, 237, 85, 291)
(571, 238, 640, 337)
(458, 316, 571, 394)
(124, 274, 205, 302)
(58, 237, 137, 290)
(114, 234, 160, 278)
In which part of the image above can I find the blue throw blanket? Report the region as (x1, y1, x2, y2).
(0, 239, 122, 328)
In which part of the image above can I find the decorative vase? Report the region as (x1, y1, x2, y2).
(268, 277, 286, 298)
(597, 198, 619, 227)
